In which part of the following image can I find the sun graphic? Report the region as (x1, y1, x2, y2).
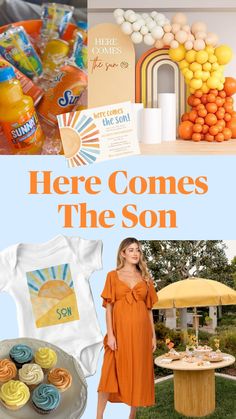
(26, 264, 80, 328)
(57, 111, 101, 167)
(27, 264, 74, 297)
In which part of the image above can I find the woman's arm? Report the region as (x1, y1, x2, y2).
(106, 303, 117, 351)
(148, 309, 157, 352)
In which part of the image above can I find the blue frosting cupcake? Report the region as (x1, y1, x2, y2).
(32, 384, 61, 414)
(9, 345, 33, 369)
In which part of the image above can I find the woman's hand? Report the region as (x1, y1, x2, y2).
(152, 336, 157, 352)
(107, 334, 117, 351)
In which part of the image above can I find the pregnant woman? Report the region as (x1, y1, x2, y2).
(97, 237, 158, 419)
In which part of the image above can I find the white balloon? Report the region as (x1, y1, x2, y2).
(116, 16, 125, 25)
(154, 13, 166, 21)
(147, 20, 156, 31)
(163, 18, 170, 25)
(128, 13, 137, 23)
(113, 9, 124, 18)
(151, 26, 164, 40)
(144, 34, 155, 46)
(132, 20, 142, 32)
(156, 17, 166, 27)
(131, 32, 143, 44)
(185, 40, 193, 50)
(124, 10, 134, 19)
(121, 21, 133, 35)
(142, 13, 149, 19)
(151, 11, 158, 18)
(140, 25, 149, 35)
(145, 17, 153, 24)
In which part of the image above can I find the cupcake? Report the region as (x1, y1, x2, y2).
(35, 348, 57, 372)
(47, 368, 72, 392)
(0, 380, 30, 410)
(9, 344, 33, 369)
(0, 359, 17, 383)
(19, 364, 44, 390)
(32, 384, 61, 414)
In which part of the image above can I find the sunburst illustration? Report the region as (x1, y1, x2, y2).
(26, 264, 79, 329)
(57, 111, 101, 168)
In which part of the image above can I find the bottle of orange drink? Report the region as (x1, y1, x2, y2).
(0, 67, 44, 154)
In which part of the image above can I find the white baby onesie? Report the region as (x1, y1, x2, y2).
(0, 235, 103, 377)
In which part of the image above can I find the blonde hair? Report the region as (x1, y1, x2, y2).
(116, 237, 150, 282)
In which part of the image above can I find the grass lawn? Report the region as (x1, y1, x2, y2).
(137, 377, 236, 419)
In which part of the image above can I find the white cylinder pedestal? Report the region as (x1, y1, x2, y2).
(141, 108, 162, 144)
(132, 103, 144, 142)
(158, 93, 176, 142)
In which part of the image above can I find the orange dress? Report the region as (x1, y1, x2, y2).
(98, 270, 158, 407)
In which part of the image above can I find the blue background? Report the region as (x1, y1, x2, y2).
(0, 155, 235, 418)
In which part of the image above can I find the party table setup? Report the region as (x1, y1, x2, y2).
(88, 1, 236, 155)
(155, 349, 235, 417)
(0, 2, 87, 155)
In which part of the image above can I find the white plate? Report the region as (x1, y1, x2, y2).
(0, 338, 87, 419)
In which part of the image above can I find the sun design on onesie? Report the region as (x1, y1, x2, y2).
(26, 264, 79, 328)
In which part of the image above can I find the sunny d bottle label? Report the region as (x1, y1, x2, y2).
(2, 108, 42, 147)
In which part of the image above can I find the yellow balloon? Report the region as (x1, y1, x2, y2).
(205, 46, 214, 55)
(211, 70, 222, 79)
(189, 87, 195, 94)
(196, 50, 208, 64)
(202, 82, 210, 93)
(185, 69, 194, 80)
(179, 59, 189, 69)
(201, 71, 210, 81)
(182, 67, 189, 75)
(169, 45, 186, 62)
(203, 62, 211, 71)
(185, 50, 196, 63)
(211, 62, 219, 71)
(215, 45, 233, 65)
(189, 62, 202, 72)
(190, 78, 203, 90)
(194, 70, 203, 79)
(206, 77, 219, 89)
(208, 54, 217, 64)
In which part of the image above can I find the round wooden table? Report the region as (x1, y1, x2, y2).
(155, 353, 235, 417)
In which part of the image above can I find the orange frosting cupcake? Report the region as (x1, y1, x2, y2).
(47, 368, 72, 392)
(0, 359, 17, 383)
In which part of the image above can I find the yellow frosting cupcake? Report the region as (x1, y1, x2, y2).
(35, 348, 57, 370)
(0, 380, 30, 410)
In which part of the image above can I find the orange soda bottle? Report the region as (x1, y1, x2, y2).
(0, 66, 44, 154)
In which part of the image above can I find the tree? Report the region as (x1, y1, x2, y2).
(141, 240, 234, 289)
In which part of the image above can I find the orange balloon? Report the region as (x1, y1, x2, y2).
(188, 110, 198, 122)
(209, 125, 219, 136)
(178, 121, 194, 140)
(222, 127, 232, 140)
(224, 77, 236, 96)
(192, 133, 201, 141)
(205, 113, 217, 126)
(207, 94, 216, 103)
(206, 103, 218, 113)
(226, 117, 236, 137)
(193, 124, 202, 133)
(181, 112, 189, 122)
(215, 133, 225, 142)
(219, 90, 226, 98)
(205, 133, 214, 142)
